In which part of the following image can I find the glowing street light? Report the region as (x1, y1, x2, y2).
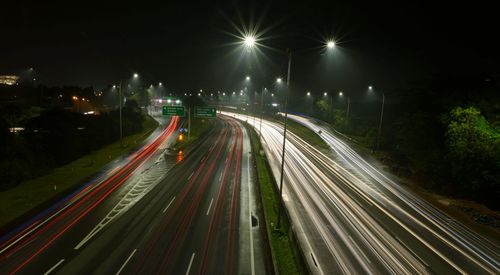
(246, 76, 251, 81)
(327, 40, 335, 49)
(276, 77, 282, 83)
(159, 82, 162, 86)
(368, 86, 385, 149)
(307, 91, 311, 96)
(339, 91, 350, 121)
(244, 36, 255, 47)
(324, 92, 328, 96)
(133, 73, 139, 78)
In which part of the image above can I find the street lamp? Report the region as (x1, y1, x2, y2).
(240, 36, 325, 229)
(117, 73, 139, 147)
(369, 86, 385, 149)
(324, 92, 333, 122)
(327, 40, 335, 49)
(339, 91, 351, 121)
(246, 76, 251, 81)
(244, 35, 255, 48)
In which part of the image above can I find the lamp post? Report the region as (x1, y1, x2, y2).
(241, 36, 334, 229)
(369, 86, 385, 149)
(119, 80, 123, 147)
(339, 91, 350, 121)
(117, 73, 139, 147)
(324, 92, 334, 122)
(276, 49, 292, 229)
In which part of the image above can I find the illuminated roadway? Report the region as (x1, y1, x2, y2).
(225, 111, 500, 274)
(0, 113, 270, 274)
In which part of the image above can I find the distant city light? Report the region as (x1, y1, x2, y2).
(0, 75, 20, 86)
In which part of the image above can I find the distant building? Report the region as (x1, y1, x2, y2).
(0, 75, 20, 86)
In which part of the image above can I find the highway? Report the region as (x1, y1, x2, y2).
(0, 113, 269, 274)
(225, 111, 500, 274)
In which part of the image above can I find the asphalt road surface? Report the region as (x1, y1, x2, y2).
(225, 111, 500, 275)
(0, 113, 270, 274)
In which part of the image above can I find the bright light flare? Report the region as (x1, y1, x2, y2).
(244, 36, 255, 47)
(327, 40, 335, 49)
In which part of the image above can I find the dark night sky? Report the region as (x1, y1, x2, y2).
(1, 0, 498, 95)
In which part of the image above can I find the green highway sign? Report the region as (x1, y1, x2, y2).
(162, 106, 185, 116)
(194, 107, 217, 118)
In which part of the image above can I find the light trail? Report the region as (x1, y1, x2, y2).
(224, 111, 500, 274)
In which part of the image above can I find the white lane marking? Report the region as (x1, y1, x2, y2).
(116, 249, 137, 275)
(247, 150, 256, 275)
(44, 259, 65, 275)
(185, 253, 195, 275)
(163, 196, 176, 213)
(206, 198, 214, 215)
(188, 171, 194, 180)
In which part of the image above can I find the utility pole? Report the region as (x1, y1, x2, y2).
(259, 88, 264, 138)
(188, 107, 191, 141)
(277, 49, 292, 229)
(119, 80, 123, 147)
(376, 92, 385, 149)
(346, 96, 351, 121)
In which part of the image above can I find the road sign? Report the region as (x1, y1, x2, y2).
(194, 107, 217, 118)
(162, 106, 185, 116)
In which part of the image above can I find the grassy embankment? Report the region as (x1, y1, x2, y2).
(282, 118, 330, 151)
(247, 124, 306, 275)
(0, 115, 158, 229)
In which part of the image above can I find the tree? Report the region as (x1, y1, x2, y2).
(444, 106, 500, 207)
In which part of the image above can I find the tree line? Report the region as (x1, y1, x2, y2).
(295, 75, 500, 209)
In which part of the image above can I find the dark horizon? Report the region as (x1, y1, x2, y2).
(1, 1, 499, 94)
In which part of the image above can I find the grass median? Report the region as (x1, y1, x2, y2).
(280, 118, 330, 151)
(247, 124, 305, 275)
(0, 115, 159, 230)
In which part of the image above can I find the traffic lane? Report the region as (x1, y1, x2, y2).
(264, 116, 490, 274)
(287, 114, 500, 273)
(73, 117, 240, 274)
(227, 112, 442, 273)
(236, 120, 272, 275)
(0, 116, 179, 274)
(54, 116, 224, 274)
